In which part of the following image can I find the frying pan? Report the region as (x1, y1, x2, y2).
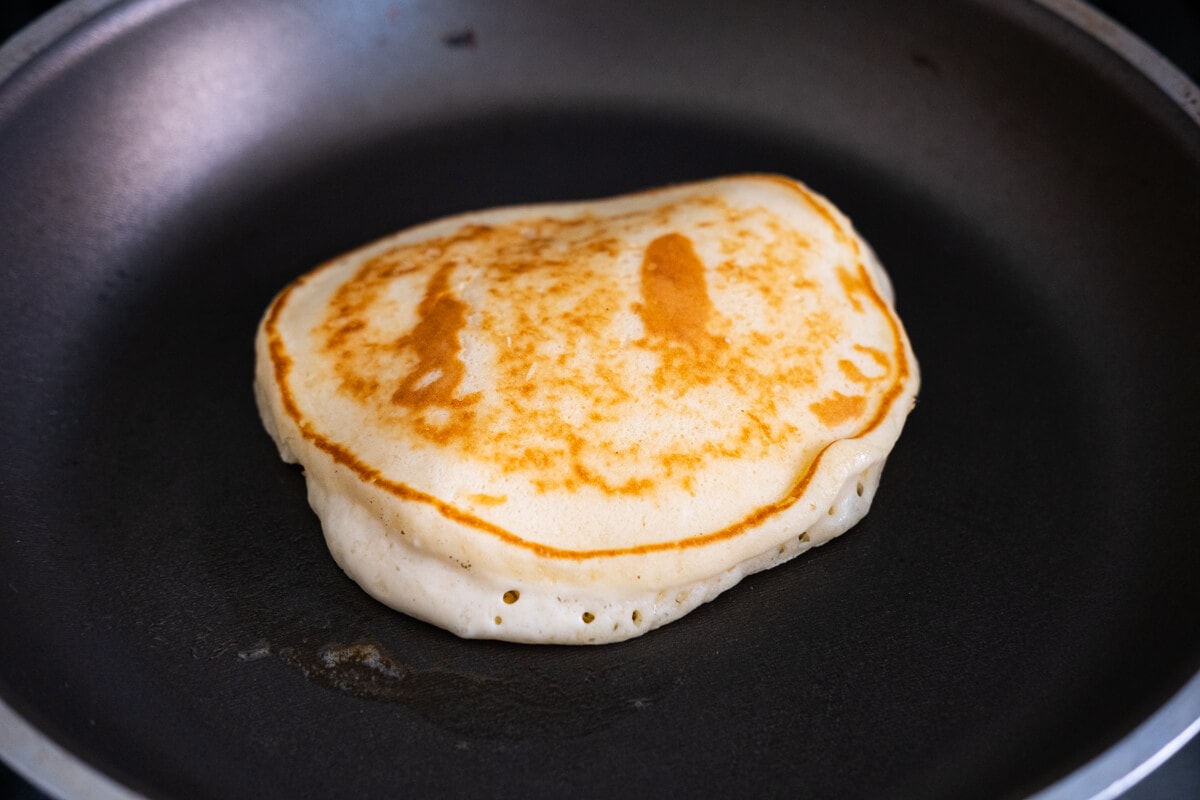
(2, 1, 1199, 797)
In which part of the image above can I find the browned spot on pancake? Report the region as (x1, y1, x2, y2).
(637, 233, 717, 349)
(840, 345, 890, 386)
(809, 391, 868, 427)
(391, 262, 479, 409)
(839, 359, 873, 384)
(467, 493, 508, 507)
(635, 232, 731, 392)
(854, 344, 890, 370)
(837, 265, 873, 313)
(744, 411, 772, 441)
(325, 319, 365, 350)
(266, 175, 913, 557)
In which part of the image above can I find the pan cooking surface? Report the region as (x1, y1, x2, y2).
(1, 2, 1199, 798)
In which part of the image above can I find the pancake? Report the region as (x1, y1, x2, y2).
(255, 174, 919, 644)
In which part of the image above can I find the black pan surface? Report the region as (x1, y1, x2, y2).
(2, 1, 1199, 798)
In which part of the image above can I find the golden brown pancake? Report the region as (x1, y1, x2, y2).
(255, 174, 919, 644)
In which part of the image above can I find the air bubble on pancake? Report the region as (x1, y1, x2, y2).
(582, 612, 595, 624)
(799, 531, 811, 543)
(503, 589, 520, 604)
(494, 616, 502, 625)
(632, 610, 642, 625)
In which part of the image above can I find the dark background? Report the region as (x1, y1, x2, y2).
(1, 1, 1198, 798)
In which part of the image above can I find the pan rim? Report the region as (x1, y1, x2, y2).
(1036, 0, 1200, 126)
(1031, 671, 1200, 800)
(0, 0, 123, 86)
(0, 1, 1197, 798)
(0, 699, 139, 800)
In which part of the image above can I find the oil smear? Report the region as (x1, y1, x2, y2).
(249, 636, 672, 739)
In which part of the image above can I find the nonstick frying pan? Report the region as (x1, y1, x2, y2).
(2, 1, 1199, 798)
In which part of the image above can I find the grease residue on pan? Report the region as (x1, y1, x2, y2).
(245, 636, 676, 739)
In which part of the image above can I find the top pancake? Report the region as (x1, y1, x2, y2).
(256, 174, 918, 643)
